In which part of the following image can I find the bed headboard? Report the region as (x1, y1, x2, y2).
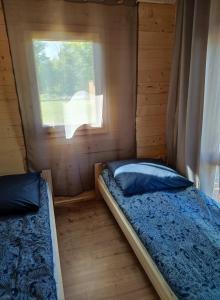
(94, 163, 106, 199)
(41, 169, 53, 195)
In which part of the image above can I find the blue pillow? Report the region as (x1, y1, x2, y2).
(107, 159, 164, 174)
(107, 160, 193, 196)
(0, 172, 40, 215)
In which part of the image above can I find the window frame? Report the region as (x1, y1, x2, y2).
(27, 29, 107, 138)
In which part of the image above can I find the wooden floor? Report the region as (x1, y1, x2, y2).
(55, 199, 159, 300)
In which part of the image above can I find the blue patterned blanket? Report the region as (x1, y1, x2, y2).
(0, 178, 57, 300)
(102, 168, 220, 300)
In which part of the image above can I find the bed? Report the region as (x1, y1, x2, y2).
(95, 162, 220, 300)
(0, 170, 64, 300)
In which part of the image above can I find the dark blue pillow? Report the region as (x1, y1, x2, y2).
(107, 159, 164, 174)
(107, 159, 193, 196)
(0, 172, 41, 215)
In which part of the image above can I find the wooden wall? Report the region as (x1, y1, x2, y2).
(0, 1, 175, 176)
(0, 1, 26, 174)
(136, 3, 175, 159)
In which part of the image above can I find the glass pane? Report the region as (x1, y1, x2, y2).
(213, 165, 220, 202)
(212, 144, 220, 202)
(32, 39, 103, 132)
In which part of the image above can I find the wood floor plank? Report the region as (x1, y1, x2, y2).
(55, 199, 159, 300)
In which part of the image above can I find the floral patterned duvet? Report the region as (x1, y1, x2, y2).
(102, 168, 220, 300)
(0, 178, 57, 300)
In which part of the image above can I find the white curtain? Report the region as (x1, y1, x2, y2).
(199, 0, 220, 197)
(4, 0, 137, 196)
(167, 0, 220, 199)
(64, 94, 103, 139)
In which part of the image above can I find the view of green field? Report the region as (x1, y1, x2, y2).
(40, 98, 97, 127)
(33, 40, 97, 127)
(40, 100, 65, 125)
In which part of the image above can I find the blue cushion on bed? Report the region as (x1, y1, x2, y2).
(107, 159, 193, 196)
(0, 172, 40, 215)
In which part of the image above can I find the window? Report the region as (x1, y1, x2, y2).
(213, 165, 220, 201)
(212, 144, 220, 202)
(32, 37, 103, 138)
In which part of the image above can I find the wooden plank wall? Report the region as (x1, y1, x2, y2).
(137, 3, 175, 159)
(0, 1, 26, 175)
(0, 1, 175, 175)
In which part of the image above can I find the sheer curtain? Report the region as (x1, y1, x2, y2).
(4, 0, 137, 195)
(199, 0, 220, 196)
(167, 0, 220, 198)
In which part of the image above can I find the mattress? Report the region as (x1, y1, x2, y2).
(0, 177, 57, 300)
(102, 168, 220, 300)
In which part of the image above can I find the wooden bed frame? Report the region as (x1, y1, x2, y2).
(0, 169, 64, 299)
(95, 163, 178, 300)
(40, 170, 65, 300)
